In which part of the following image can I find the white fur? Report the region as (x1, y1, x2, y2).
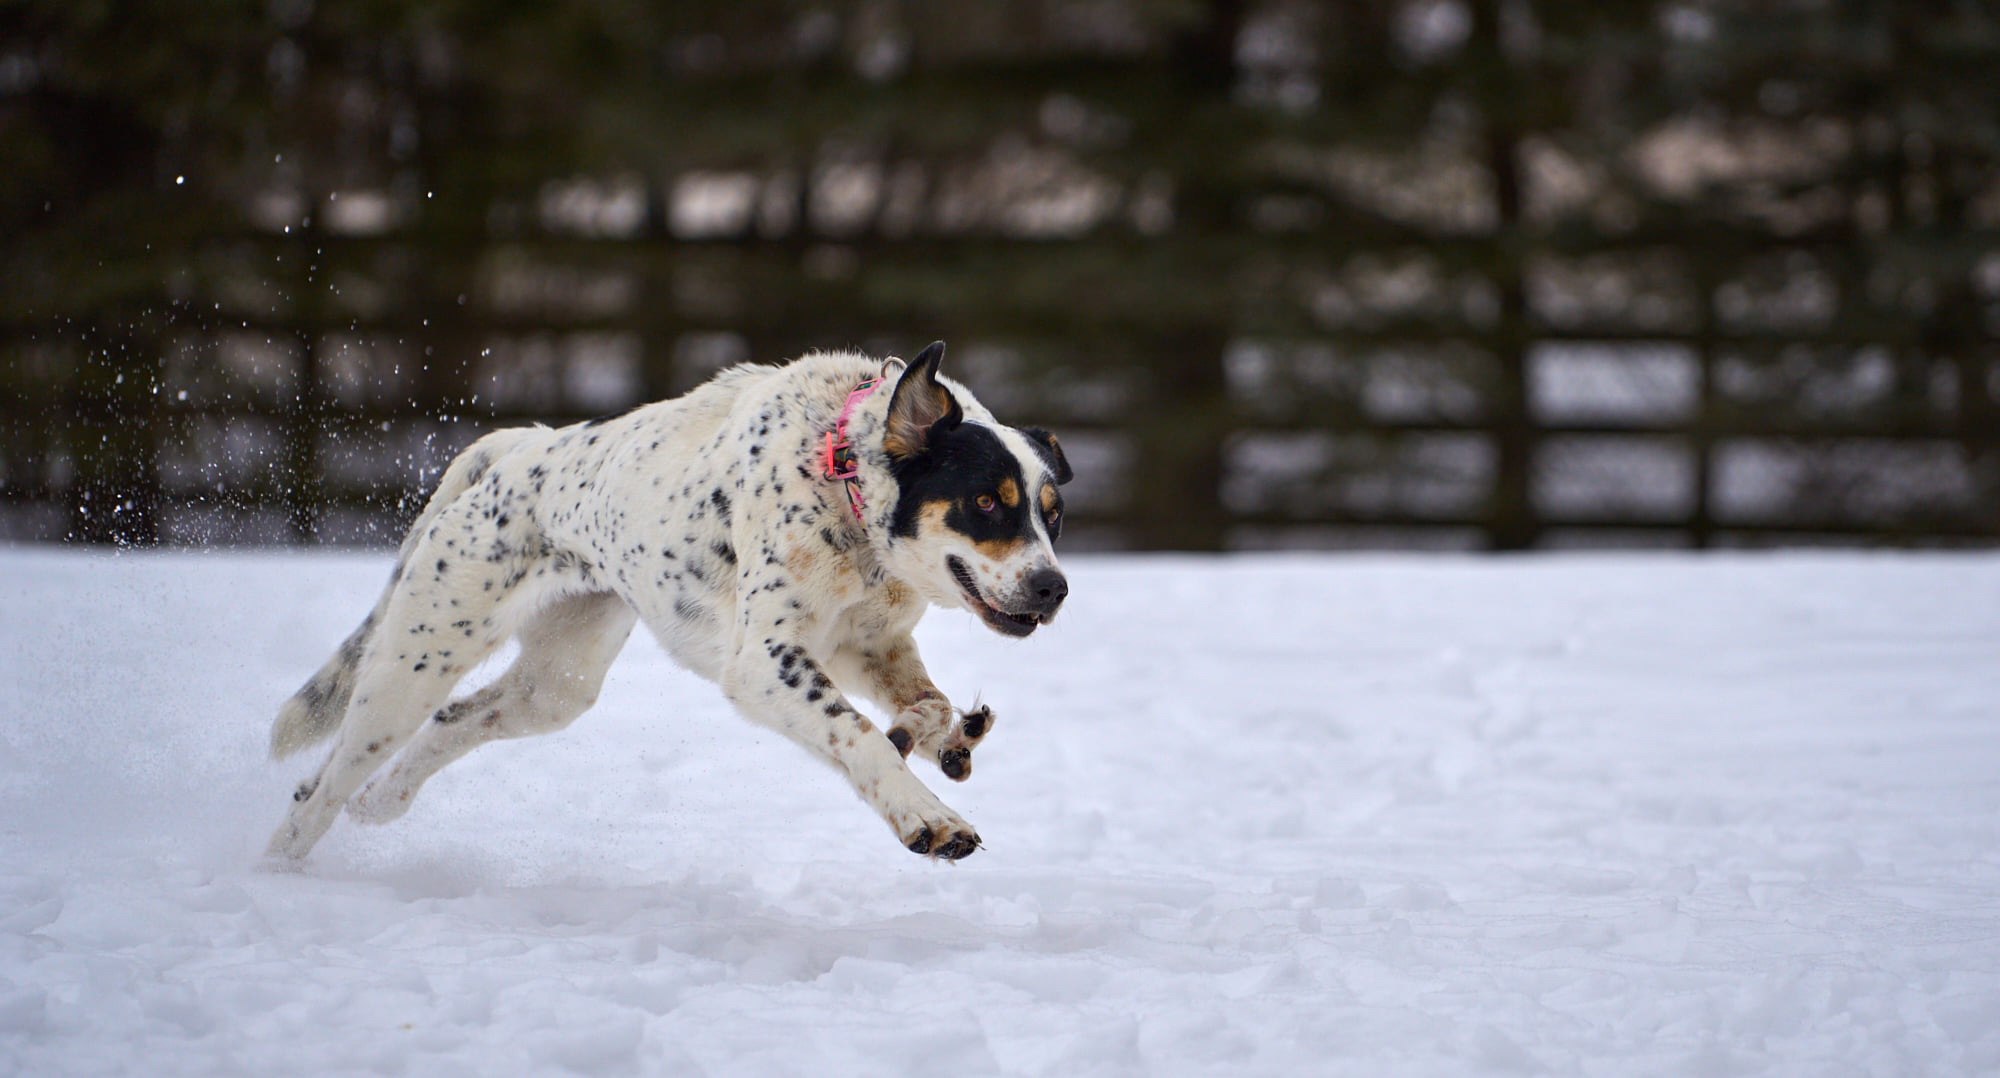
(267, 350, 1060, 862)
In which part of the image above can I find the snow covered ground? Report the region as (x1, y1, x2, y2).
(4, 547, 1999, 1077)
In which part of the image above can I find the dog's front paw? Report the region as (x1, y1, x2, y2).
(886, 695, 957, 762)
(887, 793, 981, 861)
(904, 821, 982, 861)
(937, 704, 994, 782)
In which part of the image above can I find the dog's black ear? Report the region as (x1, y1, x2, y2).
(1021, 426, 1073, 485)
(883, 341, 961, 461)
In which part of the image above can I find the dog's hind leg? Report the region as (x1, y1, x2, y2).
(269, 426, 536, 760)
(265, 529, 520, 861)
(348, 591, 637, 825)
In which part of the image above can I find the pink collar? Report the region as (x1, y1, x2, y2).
(821, 375, 883, 521)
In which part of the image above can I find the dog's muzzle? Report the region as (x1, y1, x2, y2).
(1022, 567, 1068, 620)
(948, 557, 1069, 637)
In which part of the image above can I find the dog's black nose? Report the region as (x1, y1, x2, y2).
(1024, 567, 1068, 616)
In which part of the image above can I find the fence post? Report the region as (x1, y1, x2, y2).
(1128, 329, 1229, 551)
(1691, 257, 1719, 548)
(67, 316, 162, 545)
(282, 212, 325, 545)
(1471, 0, 1537, 551)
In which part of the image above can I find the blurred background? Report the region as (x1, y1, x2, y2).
(4, 0, 1998, 552)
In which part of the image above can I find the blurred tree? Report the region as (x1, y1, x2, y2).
(2, 0, 1996, 548)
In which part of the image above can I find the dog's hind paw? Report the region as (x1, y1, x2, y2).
(346, 778, 415, 826)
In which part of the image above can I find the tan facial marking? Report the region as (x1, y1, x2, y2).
(1040, 483, 1057, 513)
(918, 500, 953, 537)
(974, 536, 1029, 561)
(918, 499, 1028, 564)
(998, 477, 1021, 508)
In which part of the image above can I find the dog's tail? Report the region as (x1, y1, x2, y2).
(268, 427, 539, 759)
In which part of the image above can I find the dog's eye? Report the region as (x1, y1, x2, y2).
(975, 494, 997, 512)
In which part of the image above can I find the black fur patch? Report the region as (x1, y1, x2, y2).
(1019, 426, 1073, 485)
(889, 422, 1061, 546)
(961, 706, 990, 740)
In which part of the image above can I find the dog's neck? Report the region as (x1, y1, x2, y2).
(820, 374, 885, 525)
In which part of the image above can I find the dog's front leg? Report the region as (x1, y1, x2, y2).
(722, 631, 980, 860)
(832, 637, 994, 783)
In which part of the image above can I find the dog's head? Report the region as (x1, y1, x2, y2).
(876, 341, 1073, 638)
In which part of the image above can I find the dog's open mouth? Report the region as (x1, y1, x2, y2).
(947, 556, 1042, 637)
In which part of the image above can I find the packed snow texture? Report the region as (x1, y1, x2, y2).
(3, 549, 1999, 1076)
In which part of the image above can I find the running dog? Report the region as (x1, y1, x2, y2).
(266, 341, 1071, 862)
